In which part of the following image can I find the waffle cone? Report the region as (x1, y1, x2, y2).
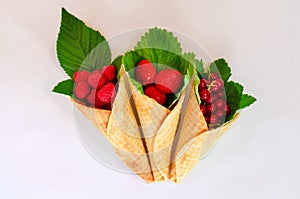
(170, 113, 240, 183)
(71, 99, 111, 137)
(106, 70, 169, 183)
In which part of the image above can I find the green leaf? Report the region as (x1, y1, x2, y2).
(195, 59, 205, 77)
(52, 79, 74, 96)
(225, 81, 243, 121)
(135, 27, 182, 55)
(239, 94, 257, 109)
(210, 58, 231, 83)
(130, 78, 144, 94)
(56, 8, 111, 78)
(123, 51, 144, 78)
(111, 55, 123, 76)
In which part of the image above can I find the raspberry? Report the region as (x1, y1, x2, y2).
(102, 65, 116, 81)
(86, 89, 105, 108)
(144, 85, 167, 105)
(97, 83, 116, 105)
(74, 82, 90, 99)
(73, 70, 91, 83)
(88, 70, 107, 89)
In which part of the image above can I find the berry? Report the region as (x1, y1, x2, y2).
(198, 79, 207, 90)
(210, 79, 224, 92)
(211, 93, 219, 102)
(144, 85, 167, 105)
(155, 69, 183, 94)
(200, 104, 207, 115)
(97, 83, 116, 105)
(209, 115, 219, 124)
(216, 99, 226, 109)
(215, 109, 225, 120)
(225, 104, 231, 115)
(135, 59, 156, 85)
(217, 91, 224, 98)
(199, 89, 210, 102)
(102, 65, 116, 81)
(86, 89, 104, 108)
(209, 72, 219, 80)
(73, 70, 91, 83)
(88, 70, 107, 89)
(74, 82, 90, 99)
(206, 104, 217, 114)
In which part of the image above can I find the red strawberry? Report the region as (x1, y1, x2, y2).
(101, 65, 116, 81)
(97, 83, 116, 105)
(86, 89, 105, 108)
(74, 82, 90, 99)
(155, 69, 183, 94)
(73, 70, 91, 83)
(144, 85, 167, 105)
(135, 59, 156, 85)
(88, 70, 107, 89)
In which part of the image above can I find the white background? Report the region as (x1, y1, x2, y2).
(1, 0, 299, 198)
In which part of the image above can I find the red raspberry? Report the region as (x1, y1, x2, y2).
(74, 82, 90, 99)
(86, 89, 105, 108)
(73, 70, 91, 83)
(144, 85, 167, 105)
(155, 69, 183, 94)
(88, 70, 107, 89)
(101, 65, 116, 81)
(135, 59, 156, 85)
(97, 83, 116, 105)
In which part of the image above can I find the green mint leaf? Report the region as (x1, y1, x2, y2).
(225, 81, 243, 121)
(52, 79, 74, 96)
(57, 8, 111, 78)
(239, 94, 257, 109)
(210, 58, 231, 83)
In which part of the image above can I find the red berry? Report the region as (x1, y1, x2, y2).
(216, 99, 226, 109)
(199, 89, 210, 102)
(135, 59, 156, 85)
(225, 104, 231, 115)
(200, 104, 207, 115)
(73, 71, 91, 83)
(88, 70, 107, 89)
(144, 85, 167, 105)
(102, 65, 116, 81)
(198, 79, 207, 90)
(209, 72, 219, 80)
(210, 79, 224, 92)
(155, 69, 183, 94)
(74, 82, 90, 99)
(86, 89, 105, 108)
(209, 115, 219, 124)
(215, 109, 225, 120)
(206, 104, 217, 114)
(211, 93, 219, 102)
(97, 83, 116, 105)
(217, 91, 224, 98)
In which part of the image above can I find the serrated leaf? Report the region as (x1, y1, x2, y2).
(195, 59, 204, 76)
(210, 58, 231, 83)
(111, 55, 123, 76)
(225, 81, 243, 121)
(52, 79, 74, 96)
(239, 94, 257, 109)
(135, 27, 182, 55)
(56, 8, 111, 78)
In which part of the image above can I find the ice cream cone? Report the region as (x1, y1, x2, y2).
(169, 113, 240, 183)
(71, 98, 111, 137)
(106, 68, 169, 183)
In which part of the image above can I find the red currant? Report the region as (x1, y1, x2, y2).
(216, 99, 226, 109)
(200, 89, 210, 102)
(209, 72, 219, 80)
(199, 79, 207, 90)
(215, 109, 225, 120)
(225, 104, 231, 115)
(200, 104, 207, 115)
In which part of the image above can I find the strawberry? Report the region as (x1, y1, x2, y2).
(144, 85, 167, 105)
(155, 69, 183, 94)
(101, 65, 116, 81)
(86, 89, 105, 108)
(135, 59, 156, 85)
(73, 70, 91, 83)
(97, 83, 116, 105)
(74, 82, 90, 99)
(88, 70, 107, 89)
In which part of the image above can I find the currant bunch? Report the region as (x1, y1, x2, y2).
(198, 72, 231, 127)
